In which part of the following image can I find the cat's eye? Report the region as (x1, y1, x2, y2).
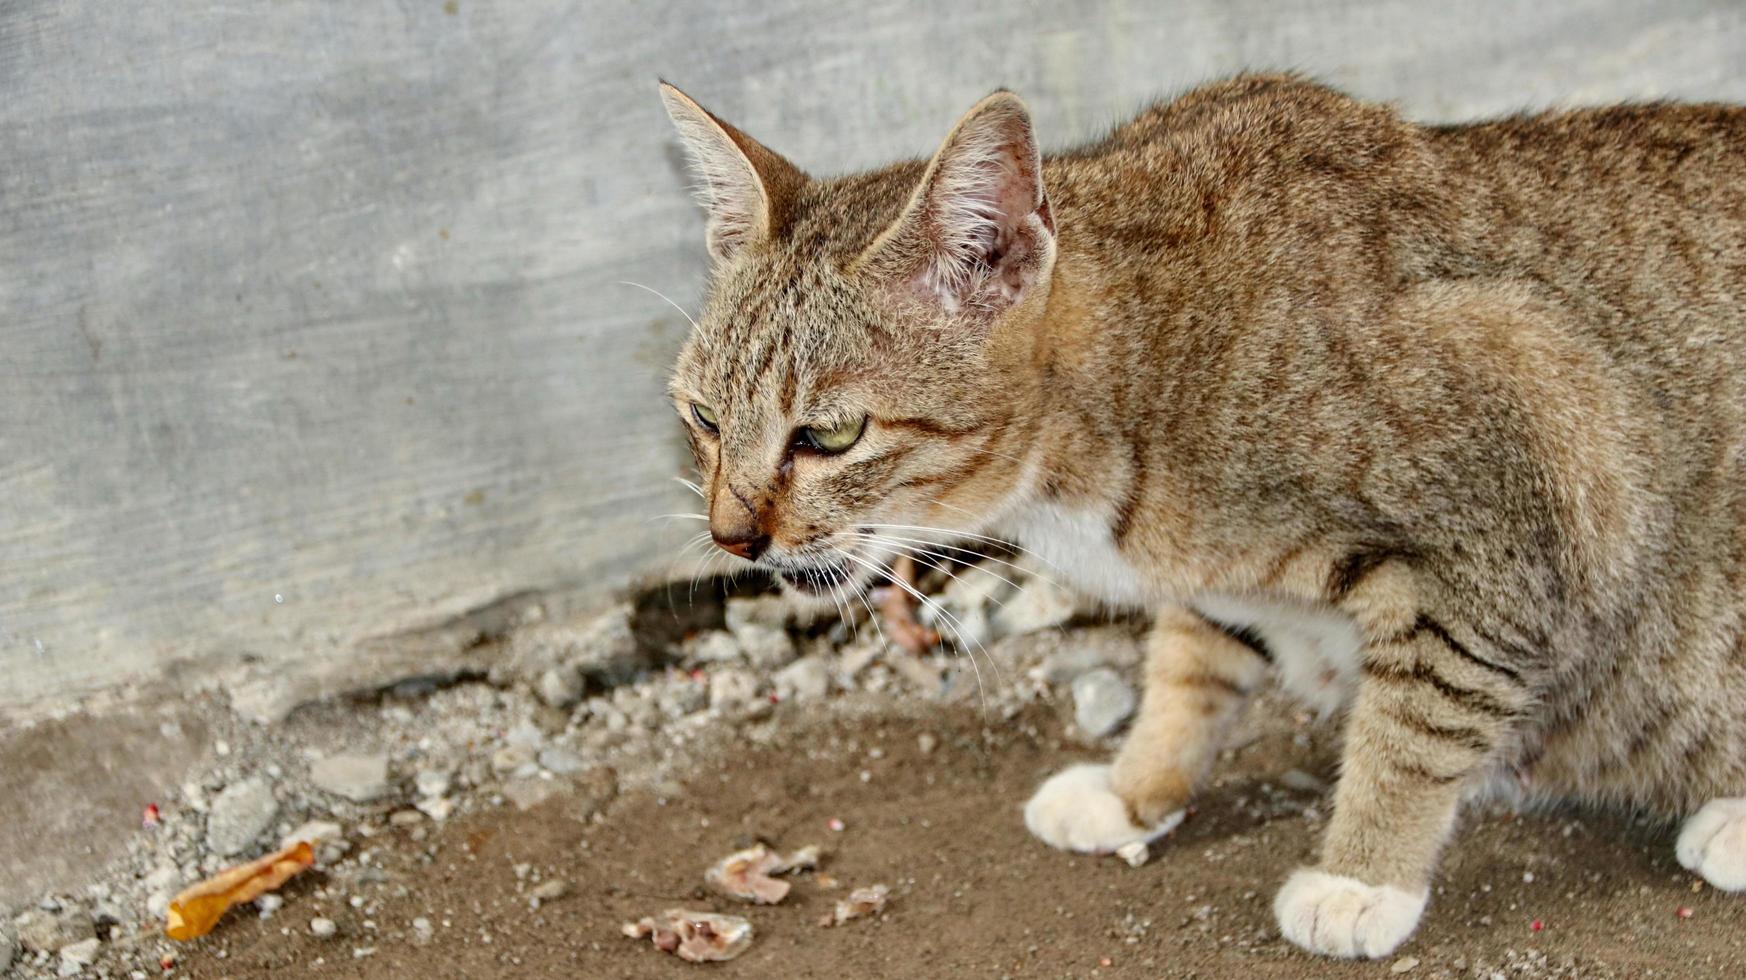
(691, 403, 719, 433)
(797, 415, 866, 455)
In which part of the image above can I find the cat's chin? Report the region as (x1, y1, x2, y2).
(772, 560, 872, 603)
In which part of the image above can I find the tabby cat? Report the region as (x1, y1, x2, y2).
(657, 74, 1746, 958)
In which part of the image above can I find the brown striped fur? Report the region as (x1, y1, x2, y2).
(658, 75, 1746, 957)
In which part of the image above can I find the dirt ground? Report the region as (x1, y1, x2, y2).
(175, 696, 1746, 980)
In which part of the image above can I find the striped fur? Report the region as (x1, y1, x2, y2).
(659, 75, 1746, 957)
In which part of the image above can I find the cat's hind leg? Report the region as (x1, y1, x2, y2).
(1025, 605, 1267, 852)
(1677, 797, 1746, 891)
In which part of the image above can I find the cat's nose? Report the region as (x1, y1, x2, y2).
(712, 530, 770, 561)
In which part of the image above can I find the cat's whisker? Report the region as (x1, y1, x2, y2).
(618, 280, 701, 333)
(854, 530, 1058, 592)
(856, 533, 1022, 613)
(647, 512, 709, 523)
(860, 522, 1062, 572)
(673, 476, 706, 498)
(836, 547, 1002, 709)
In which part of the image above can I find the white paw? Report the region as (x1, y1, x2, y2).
(1022, 763, 1184, 854)
(1274, 868, 1426, 959)
(1677, 797, 1746, 891)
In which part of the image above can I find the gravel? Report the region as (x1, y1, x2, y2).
(1, 922, 17, 973)
(1071, 667, 1137, 738)
(309, 752, 390, 802)
(205, 778, 279, 857)
(774, 656, 831, 702)
(14, 907, 94, 954)
(309, 917, 338, 939)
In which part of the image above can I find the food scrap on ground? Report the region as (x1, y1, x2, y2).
(164, 840, 315, 941)
(622, 909, 754, 962)
(819, 883, 890, 927)
(705, 843, 822, 903)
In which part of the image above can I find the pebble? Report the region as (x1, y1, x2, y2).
(1280, 769, 1328, 794)
(58, 937, 100, 976)
(310, 752, 390, 802)
(685, 630, 742, 664)
(727, 623, 797, 670)
(502, 777, 561, 812)
(416, 796, 456, 822)
(491, 745, 537, 774)
(1391, 956, 1420, 973)
(773, 656, 831, 702)
(206, 777, 280, 857)
(310, 917, 338, 939)
(281, 819, 344, 850)
(1072, 668, 1137, 738)
(0, 923, 16, 973)
(917, 732, 940, 755)
(724, 595, 792, 633)
(15, 906, 95, 953)
(414, 769, 453, 799)
(536, 665, 585, 708)
(709, 668, 761, 710)
(529, 879, 569, 902)
(537, 747, 589, 775)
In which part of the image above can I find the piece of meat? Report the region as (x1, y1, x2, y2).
(704, 843, 824, 904)
(818, 883, 891, 926)
(873, 554, 940, 655)
(622, 909, 754, 962)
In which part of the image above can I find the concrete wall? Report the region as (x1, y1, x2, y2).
(5, 0, 1745, 716)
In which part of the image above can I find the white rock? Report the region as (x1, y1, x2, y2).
(414, 769, 452, 799)
(416, 796, 456, 822)
(281, 819, 344, 850)
(59, 937, 99, 968)
(537, 747, 588, 775)
(15, 908, 93, 954)
(309, 916, 338, 939)
(773, 656, 831, 702)
(536, 666, 584, 708)
(730, 623, 797, 670)
(708, 668, 761, 710)
(724, 595, 792, 633)
(1072, 668, 1137, 738)
(206, 778, 280, 857)
(309, 753, 390, 802)
(684, 630, 742, 664)
(491, 745, 536, 773)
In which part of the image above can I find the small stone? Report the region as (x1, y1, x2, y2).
(773, 656, 830, 702)
(724, 595, 792, 634)
(538, 747, 588, 775)
(505, 723, 544, 749)
(414, 769, 452, 799)
(416, 796, 456, 822)
(256, 894, 284, 918)
(0, 923, 17, 973)
(1391, 956, 1420, 973)
(917, 732, 939, 755)
(1280, 769, 1327, 794)
(16, 906, 93, 954)
(281, 819, 344, 850)
(389, 809, 424, 826)
(309, 917, 338, 939)
(529, 880, 569, 902)
(728, 623, 796, 671)
(658, 678, 709, 718)
(491, 744, 537, 773)
(207, 778, 280, 857)
(1116, 841, 1151, 868)
(502, 777, 562, 812)
(58, 937, 100, 975)
(1072, 668, 1137, 738)
(685, 630, 742, 664)
(536, 666, 585, 708)
(709, 668, 760, 710)
(310, 753, 390, 802)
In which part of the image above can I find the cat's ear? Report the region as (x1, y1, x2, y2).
(862, 91, 1054, 317)
(659, 82, 806, 264)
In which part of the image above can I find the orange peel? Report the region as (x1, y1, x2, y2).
(165, 839, 315, 941)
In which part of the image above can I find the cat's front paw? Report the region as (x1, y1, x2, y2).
(1677, 797, 1746, 891)
(1023, 763, 1185, 853)
(1274, 868, 1426, 959)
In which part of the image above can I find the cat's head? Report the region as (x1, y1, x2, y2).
(658, 83, 1057, 602)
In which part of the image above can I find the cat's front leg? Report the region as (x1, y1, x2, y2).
(1276, 559, 1531, 958)
(1025, 604, 1268, 852)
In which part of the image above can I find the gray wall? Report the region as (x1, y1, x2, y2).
(5, 0, 1745, 716)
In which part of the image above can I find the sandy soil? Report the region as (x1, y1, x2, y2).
(178, 697, 1746, 980)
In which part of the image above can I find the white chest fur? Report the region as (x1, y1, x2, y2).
(998, 502, 1362, 716)
(1000, 502, 1154, 608)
